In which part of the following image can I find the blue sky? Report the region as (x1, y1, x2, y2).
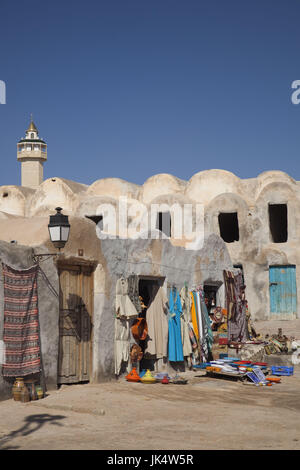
(0, 0, 299, 187)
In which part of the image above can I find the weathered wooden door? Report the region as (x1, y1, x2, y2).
(269, 265, 297, 320)
(58, 264, 93, 384)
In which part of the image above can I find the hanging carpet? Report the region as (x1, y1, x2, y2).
(2, 263, 41, 377)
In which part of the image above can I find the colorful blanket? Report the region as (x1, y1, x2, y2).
(2, 263, 41, 377)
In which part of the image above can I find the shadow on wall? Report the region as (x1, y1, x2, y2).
(57, 291, 93, 384)
(60, 293, 92, 343)
(0, 413, 66, 450)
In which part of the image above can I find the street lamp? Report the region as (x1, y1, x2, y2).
(32, 207, 70, 264)
(48, 207, 70, 250)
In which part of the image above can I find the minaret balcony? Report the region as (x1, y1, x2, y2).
(17, 142, 47, 161)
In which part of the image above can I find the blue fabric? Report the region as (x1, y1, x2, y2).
(168, 287, 184, 362)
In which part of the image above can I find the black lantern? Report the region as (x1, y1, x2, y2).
(48, 207, 70, 249)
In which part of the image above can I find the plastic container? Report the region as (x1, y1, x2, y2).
(193, 363, 211, 369)
(266, 377, 281, 383)
(246, 372, 260, 384)
(271, 366, 294, 376)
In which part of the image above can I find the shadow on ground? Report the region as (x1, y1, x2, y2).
(0, 413, 66, 450)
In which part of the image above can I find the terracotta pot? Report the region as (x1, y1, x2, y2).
(20, 385, 30, 403)
(12, 378, 25, 401)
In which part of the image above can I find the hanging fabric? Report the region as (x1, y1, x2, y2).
(179, 286, 193, 357)
(199, 291, 214, 358)
(2, 263, 41, 377)
(194, 290, 207, 361)
(115, 277, 139, 319)
(127, 274, 142, 314)
(190, 288, 214, 363)
(114, 276, 139, 375)
(168, 287, 184, 362)
(224, 270, 248, 343)
(187, 322, 198, 352)
(114, 317, 131, 375)
(190, 292, 199, 340)
(145, 285, 169, 359)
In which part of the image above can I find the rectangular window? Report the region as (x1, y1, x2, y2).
(218, 212, 239, 243)
(268, 204, 288, 243)
(156, 212, 171, 237)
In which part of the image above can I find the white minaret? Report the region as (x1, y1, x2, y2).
(17, 116, 47, 188)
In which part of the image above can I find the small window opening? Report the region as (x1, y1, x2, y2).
(268, 204, 288, 243)
(203, 284, 219, 312)
(85, 215, 103, 230)
(156, 212, 171, 237)
(218, 212, 239, 243)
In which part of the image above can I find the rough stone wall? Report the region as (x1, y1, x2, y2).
(92, 232, 232, 381)
(0, 241, 59, 401)
(1, 169, 300, 322)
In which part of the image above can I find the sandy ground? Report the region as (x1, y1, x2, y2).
(0, 367, 300, 451)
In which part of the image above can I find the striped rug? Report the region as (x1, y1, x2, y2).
(2, 263, 41, 377)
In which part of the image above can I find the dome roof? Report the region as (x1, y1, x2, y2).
(27, 120, 38, 133)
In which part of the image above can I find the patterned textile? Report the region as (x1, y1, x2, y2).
(223, 270, 236, 320)
(188, 322, 198, 350)
(179, 286, 193, 357)
(223, 270, 248, 343)
(199, 294, 214, 354)
(192, 290, 213, 362)
(2, 263, 41, 377)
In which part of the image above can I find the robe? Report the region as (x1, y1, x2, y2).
(145, 286, 169, 359)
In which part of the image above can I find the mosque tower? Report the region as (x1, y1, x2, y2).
(17, 117, 47, 188)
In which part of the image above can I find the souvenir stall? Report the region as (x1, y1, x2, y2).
(115, 272, 219, 383)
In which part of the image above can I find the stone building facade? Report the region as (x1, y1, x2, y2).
(0, 120, 299, 396)
(1, 121, 299, 322)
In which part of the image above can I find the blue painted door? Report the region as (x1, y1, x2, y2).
(269, 266, 297, 319)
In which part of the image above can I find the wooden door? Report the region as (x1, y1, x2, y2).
(269, 265, 297, 320)
(58, 264, 93, 384)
